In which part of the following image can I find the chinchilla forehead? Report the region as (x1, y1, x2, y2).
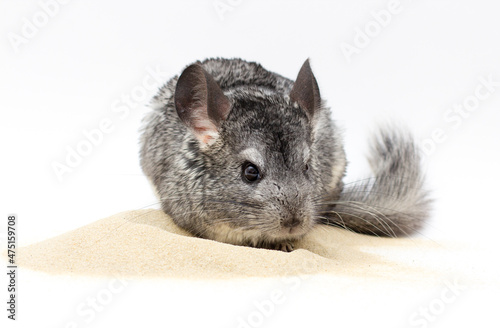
(221, 93, 312, 166)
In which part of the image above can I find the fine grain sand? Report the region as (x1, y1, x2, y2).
(16, 209, 491, 283)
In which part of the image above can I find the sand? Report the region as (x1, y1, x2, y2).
(16, 209, 493, 283)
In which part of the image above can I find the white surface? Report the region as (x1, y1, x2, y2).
(1, 0, 499, 327)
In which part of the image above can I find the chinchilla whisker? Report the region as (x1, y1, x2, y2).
(347, 201, 416, 237)
(315, 216, 358, 234)
(323, 210, 348, 231)
(326, 200, 429, 238)
(323, 202, 400, 238)
(316, 214, 349, 232)
(321, 202, 396, 237)
(335, 201, 398, 238)
(321, 213, 384, 237)
(139, 201, 164, 208)
(321, 210, 392, 237)
(334, 211, 393, 238)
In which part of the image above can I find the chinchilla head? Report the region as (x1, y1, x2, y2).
(170, 60, 342, 247)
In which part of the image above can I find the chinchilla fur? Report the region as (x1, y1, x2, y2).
(139, 58, 431, 251)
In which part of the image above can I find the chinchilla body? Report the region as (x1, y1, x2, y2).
(140, 58, 430, 251)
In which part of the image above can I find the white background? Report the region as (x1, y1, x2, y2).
(1, 0, 499, 327)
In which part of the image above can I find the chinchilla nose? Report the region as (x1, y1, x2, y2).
(282, 216, 301, 228)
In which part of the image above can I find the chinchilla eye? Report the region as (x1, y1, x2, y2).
(304, 163, 309, 172)
(242, 162, 260, 183)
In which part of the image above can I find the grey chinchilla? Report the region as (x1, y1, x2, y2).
(139, 58, 431, 251)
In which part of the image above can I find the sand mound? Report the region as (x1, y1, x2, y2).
(16, 209, 487, 282)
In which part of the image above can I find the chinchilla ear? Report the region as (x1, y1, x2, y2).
(290, 59, 321, 120)
(174, 64, 231, 146)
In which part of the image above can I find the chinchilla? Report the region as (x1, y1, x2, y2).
(139, 58, 431, 251)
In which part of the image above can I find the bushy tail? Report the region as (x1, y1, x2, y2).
(322, 127, 432, 237)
